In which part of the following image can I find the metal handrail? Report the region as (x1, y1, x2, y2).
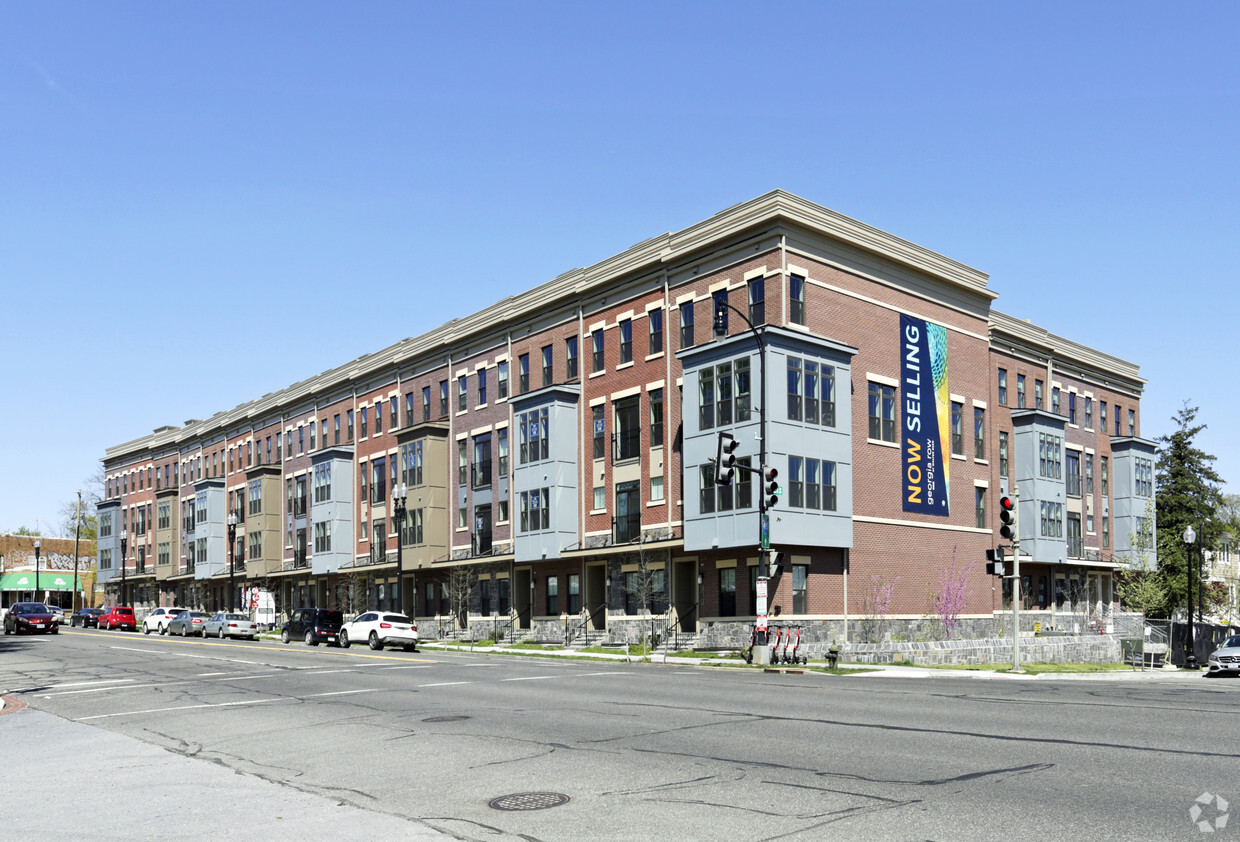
(668, 604, 698, 651)
(493, 605, 531, 645)
(564, 612, 589, 647)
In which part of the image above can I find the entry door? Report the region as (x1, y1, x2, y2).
(515, 568, 532, 629)
(586, 564, 607, 630)
(674, 559, 697, 633)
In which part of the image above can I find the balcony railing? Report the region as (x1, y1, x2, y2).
(472, 529, 493, 556)
(613, 513, 641, 545)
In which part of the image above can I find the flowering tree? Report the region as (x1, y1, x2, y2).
(932, 551, 969, 640)
(862, 575, 897, 642)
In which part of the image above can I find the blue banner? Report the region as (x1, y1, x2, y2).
(900, 314, 950, 515)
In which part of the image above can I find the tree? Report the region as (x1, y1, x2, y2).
(1115, 501, 1169, 620)
(931, 550, 968, 640)
(57, 467, 104, 540)
(623, 540, 668, 657)
(1155, 403, 1226, 619)
(446, 567, 475, 637)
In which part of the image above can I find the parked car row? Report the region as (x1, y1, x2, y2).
(16, 603, 418, 654)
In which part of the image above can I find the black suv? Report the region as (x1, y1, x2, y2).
(281, 608, 343, 646)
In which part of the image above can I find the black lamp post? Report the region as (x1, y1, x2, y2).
(393, 483, 408, 614)
(1183, 525, 1198, 670)
(712, 296, 771, 647)
(34, 539, 41, 597)
(73, 490, 82, 613)
(120, 529, 128, 605)
(227, 511, 238, 613)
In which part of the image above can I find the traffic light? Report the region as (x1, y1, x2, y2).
(764, 466, 780, 508)
(999, 495, 1016, 541)
(985, 547, 1006, 577)
(715, 432, 739, 486)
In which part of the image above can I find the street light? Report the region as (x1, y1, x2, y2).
(1183, 525, 1198, 670)
(712, 294, 771, 654)
(120, 529, 128, 606)
(227, 511, 238, 613)
(392, 483, 408, 614)
(34, 539, 41, 597)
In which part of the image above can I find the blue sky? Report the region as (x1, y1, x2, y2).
(3, 1, 1237, 535)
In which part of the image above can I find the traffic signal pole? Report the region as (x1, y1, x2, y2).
(999, 492, 1023, 673)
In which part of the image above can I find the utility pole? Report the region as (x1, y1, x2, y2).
(73, 490, 82, 613)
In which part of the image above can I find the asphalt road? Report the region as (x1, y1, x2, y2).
(4, 628, 1238, 841)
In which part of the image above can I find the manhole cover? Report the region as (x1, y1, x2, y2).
(488, 792, 571, 812)
(422, 715, 470, 722)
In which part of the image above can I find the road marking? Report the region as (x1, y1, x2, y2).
(309, 689, 380, 697)
(379, 665, 435, 670)
(418, 682, 471, 687)
(502, 675, 559, 681)
(42, 678, 136, 689)
(197, 672, 228, 676)
(76, 697, 286, 720)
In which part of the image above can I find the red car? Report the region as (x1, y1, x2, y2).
(3, 602, 59, 635)
(99, 606, 137, 631)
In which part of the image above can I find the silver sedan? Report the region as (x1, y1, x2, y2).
(202, 612, 259, 640)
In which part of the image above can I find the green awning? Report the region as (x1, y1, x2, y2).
(0, 572, 82, 592)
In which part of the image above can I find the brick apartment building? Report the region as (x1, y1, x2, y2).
(97, 191, 1156, 646)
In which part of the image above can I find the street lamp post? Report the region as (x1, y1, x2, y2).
(712, 297, 771, 659)
(73, 490, 82, 613)
(227, 511, 238, 613)
(393, 483, 408, 615)
(120, 529, 128, 606)
(34, 539, 41, 598)
(1183, 525, 1198, 670)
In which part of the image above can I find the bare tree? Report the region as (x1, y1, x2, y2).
(57, 466, 105, 540)
(446, 567, 476, 638)
(623, 542, 668, 657)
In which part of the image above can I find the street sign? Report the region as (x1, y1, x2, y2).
(761, 513, 770, 549)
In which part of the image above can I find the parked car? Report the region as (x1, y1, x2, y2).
(70, 607, 104, 628)
(143, 607, 188, 635)
(281, 608, 343, 646)
(340, 611, 418, 651)
(1205, 635, 1240, 677)
(99, 606, 137, 631)
(167, 611, 211, 637)
(203, 612, 259, 640)
(48, 606, 66, 625)
(3, 602, 58, 635)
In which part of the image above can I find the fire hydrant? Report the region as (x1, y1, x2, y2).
(827, 642, 840, 669)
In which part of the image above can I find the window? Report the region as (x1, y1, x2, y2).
(699, 465, 716, 514)
(951, 402, 964, 456)
(1068, 392, 1076, 425)
(371, 458, 386, 504)
(614, 396, 640, 461)
(868, 382, 896, 442)
(786, 456, 837, 511)
(699, 359, 750, 430)
(1102, 516, 1110, 548)
(373, 405, 381, 435)
(649, 309, 663, 355)
(541, 345, 553, 387)
(519, 488, 550, 532)
(999, 431, 1009, 478)
(1100, 401, 1108, 432)
(298, 426, 305, 454)
(680, 301, 694, 348)
(565, 337, 578, 380)
(360, 407, 368, 439)
(1017, 374, 1026, 408)
(619, 319, 632, 365)
(592, 405, 605, 460)
(472, 434, 492, 488)
(567, 574, 581, 613)
(1135, 457, 1154, 497)
(421, 387, 430, 421)
(649, 388, 664, 446)
(1129, 409, 1136, 436)
(547, 576, 559, 615)
(1051, 386, 1060, 416)
(439, 381, 448, 417)
(457, 441, 467, 487)
(1101, 455, 1109, 496)
(975, 487, 986, 529)
(1085, 453, 1094, 495)
(519, 353, 530, 393)
(478, 369, 488, 406)
(1115, 406, 1121, 435)
(793, 564, 808, 615)
(404, 393, 414, 427)
(974, 407, 985, 459)
(497, 361, 509, 400)
(1066, 451, 1081, 497)
(1040, 501, 1064, 538)
(997, 369, 1008, 405)
(787, 358, 802, 421)
(406, 508, 424, 545)
(390, 396, 398, 430)
(719, 568, 736, 617)
(519, 407, 550, 464)
(1085, 397, 1092, 428)
(593, 485, 605, 511)
(748, 277, 765, 325)
(249, 479, 263, 514)
(314, 522, 332, 554)
(1034, 379, 1044, 410)
(458, 375, 468, 412)
(591, 332, 604, 374)
(790, 274, 805, 325)
(401, 440, 423, 486)
(312, 464, 331, 503)
(651, 474, 665, 502)
(1038, 433, 1062, 479)
(1067, 513, 1083, 558)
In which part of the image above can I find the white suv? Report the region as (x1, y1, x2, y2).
(143, 607, 188, 635)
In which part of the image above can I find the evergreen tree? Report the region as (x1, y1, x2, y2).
(1155, 403, 1225, 617)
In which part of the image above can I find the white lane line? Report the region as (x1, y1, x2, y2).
(502, 675, 559, 681)
(110, 646, 276, 667)
(76, 697, 286, 721)
(43, 678, 136, 689)
(198, 672, 228, 677)
(380, 665, 435, 670)
(309, 689, 380, 697)
(572, 672, 623, 677)
(465, 663, 498, 667)
(39, 672, 285, 697)
(418, 682, 471, 688)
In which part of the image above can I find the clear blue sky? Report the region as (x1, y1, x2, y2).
(3, 1, 1237, 535)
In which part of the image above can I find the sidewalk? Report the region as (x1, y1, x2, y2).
(0, 697, 449, 841)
